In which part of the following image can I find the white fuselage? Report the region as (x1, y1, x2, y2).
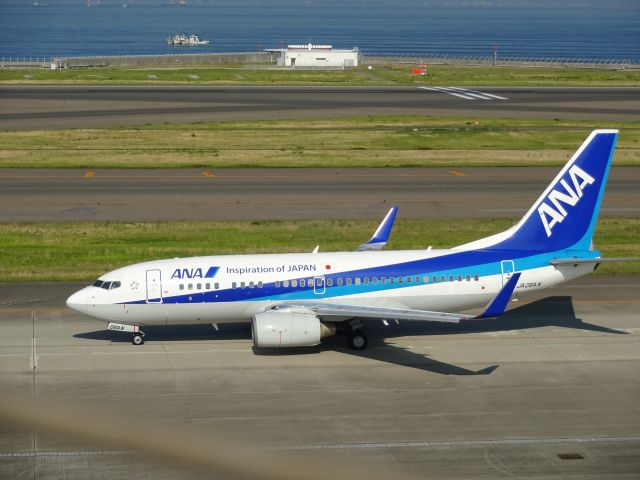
(66, 248, 594, 326)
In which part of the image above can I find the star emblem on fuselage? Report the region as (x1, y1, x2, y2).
(130, 281, 139, 290)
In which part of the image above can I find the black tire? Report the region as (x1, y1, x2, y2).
(347, 329, 368, 350)
(132, 333, 144, 345)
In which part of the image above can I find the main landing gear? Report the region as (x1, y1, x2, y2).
(347, 326, 368, 351)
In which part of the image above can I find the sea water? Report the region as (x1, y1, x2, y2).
(1, 0, 638, 62)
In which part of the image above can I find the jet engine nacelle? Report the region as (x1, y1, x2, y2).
(251, 310, 334, 348)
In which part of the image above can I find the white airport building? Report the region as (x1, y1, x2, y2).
(265, 43, 359, 68)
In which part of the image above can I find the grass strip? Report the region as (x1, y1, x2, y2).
(2, 116, 639, 168)
(2, 65, 639, 86)
(1, 218, 638, 282)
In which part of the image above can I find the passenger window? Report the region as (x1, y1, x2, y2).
(416, 276, 421, 283)
(240, 281, 246, 289)
(465, 275, 470, 281)
(188, 284, 193, 290)
(232, 282, 237, 289)
(381, 277, 386, 284)
(457, 275, 462, 282)
(449, 276, 454, 282)
(441, 276, 446, 282)
(355, 278, 361, 285)
(372, 277, 378, 284)
(390, 277, 395, 284)
(214, 282, 219, 289)
(308, 279, 313, 287)
(346, 278, 352, 286)
(327, 279, 333, 287)
(179, 284, 184, 291)
(398, 277, 403, 284)
(474, 274, 479, 281)
(424, 276, 429, 284)
(406, 277, 412, 283)
(275, 281, 281, 288)
(364, 277, 369, 285)
(284, 280, 289, 288)
(249, 281, 254, 288)
(433, 276, 438, 283)
(291, 280, 298, 287)
(205, 283, 210, 289)
(337, 278, 343, 286)
(197, 283, 202, 290)
(258, 281, 263, 288)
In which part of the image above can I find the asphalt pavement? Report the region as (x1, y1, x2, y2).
(1, 86, 639, 129)
(1, 167, 639, 221)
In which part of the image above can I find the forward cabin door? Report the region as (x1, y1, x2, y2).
(500, 260, 515, 286)
(146, 269, 163, 303)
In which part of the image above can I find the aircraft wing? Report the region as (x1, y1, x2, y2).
(356, 206, 398, 251)
(272, 301, 473, 323)
(271, 272, 521, 323)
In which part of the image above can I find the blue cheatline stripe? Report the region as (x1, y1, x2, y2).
(123, 246, 600, 305)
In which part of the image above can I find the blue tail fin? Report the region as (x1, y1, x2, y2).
(458, 130, 618, 252)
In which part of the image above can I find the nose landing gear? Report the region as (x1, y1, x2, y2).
(107, 322, 145, 345)
(132, 332, 145, 345)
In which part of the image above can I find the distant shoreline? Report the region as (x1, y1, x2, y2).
(2, 52, 638, 70)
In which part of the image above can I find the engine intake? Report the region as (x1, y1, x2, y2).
(252, 310, 335, 348)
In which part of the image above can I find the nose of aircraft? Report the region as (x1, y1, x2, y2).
(66, 288, 89, 315)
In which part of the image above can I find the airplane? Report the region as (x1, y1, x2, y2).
(67, 129, 633, 350)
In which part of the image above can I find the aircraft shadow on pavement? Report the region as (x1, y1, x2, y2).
(330, 296, 626, 375)
(74, 323, 252, 343)
(74, 296, 625, 376)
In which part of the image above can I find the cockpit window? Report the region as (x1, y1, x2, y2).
(93, 279, 120, 290)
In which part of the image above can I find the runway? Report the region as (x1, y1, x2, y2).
(1, 166, 639, 221)
(1, 86, 639, 130)
(1, 277, 639, 479)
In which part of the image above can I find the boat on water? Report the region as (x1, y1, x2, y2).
(166, 33, 210, 46)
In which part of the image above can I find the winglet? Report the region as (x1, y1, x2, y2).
(356, 206, 399, 251)
(477, 272, 521, 319)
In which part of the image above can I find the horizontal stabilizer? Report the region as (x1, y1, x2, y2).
(356, 206, 399, 251)
(477, 272, 521, 319)
(551, 257, 640, 266)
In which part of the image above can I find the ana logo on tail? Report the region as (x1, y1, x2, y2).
(537, 165, 595, 237)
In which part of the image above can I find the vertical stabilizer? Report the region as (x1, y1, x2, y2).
(456, 130, 618, 252)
